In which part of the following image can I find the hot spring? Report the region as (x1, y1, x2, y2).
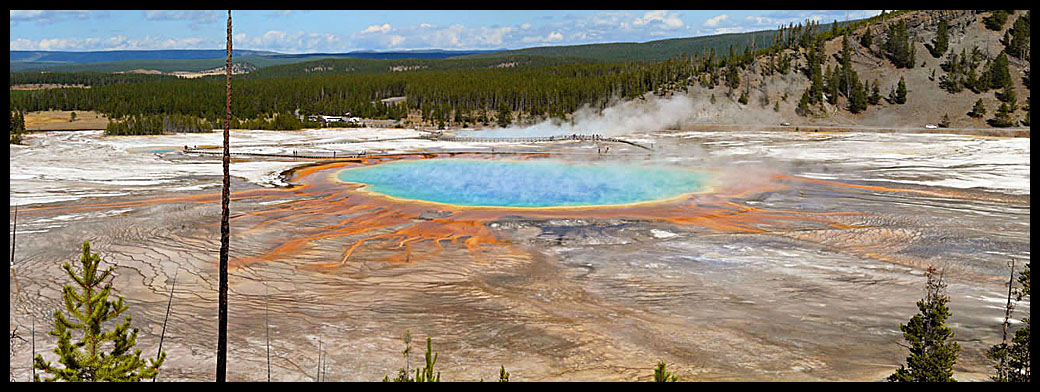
(335, 159, 711, 208)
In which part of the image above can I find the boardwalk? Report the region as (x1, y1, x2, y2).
(428, 134, 653, 150)
(188, 136, 420, 151)
(184, 149, 551, 160)
(181, 132, 652, 159)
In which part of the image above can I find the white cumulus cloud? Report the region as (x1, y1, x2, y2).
(704, 14, 728, 27)
(633, 10, 683, 29)
(10, 35, 221, 51)
(143, 10, 221, 24)
(476, 26, 513, 46)
(360, 23, 392, 34)
(234, 30, 342, 52)
(10, 10, 96, 26)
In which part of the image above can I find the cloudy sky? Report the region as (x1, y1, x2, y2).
(10, 10, 881, 53)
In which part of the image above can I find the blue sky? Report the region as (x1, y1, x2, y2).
(10, 10, 882, 53)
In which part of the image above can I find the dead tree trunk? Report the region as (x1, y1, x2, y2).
(265, 285, 271, 382)
(10, 206, 20, 302)
(217, 9, 232, 382)
(154, 269, 178, 382)
(30, 317, 35, 382)
(10, 206, 16, 265)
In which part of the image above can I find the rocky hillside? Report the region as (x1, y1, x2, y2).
(678, 10, 1029, 130)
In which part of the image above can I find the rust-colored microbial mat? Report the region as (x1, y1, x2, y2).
(15, 153, 1019, 276)
(208, 155, 874, 271)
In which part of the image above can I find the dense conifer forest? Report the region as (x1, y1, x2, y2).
(11, 9, 1030, 133)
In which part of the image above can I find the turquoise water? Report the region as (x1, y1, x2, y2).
(336, 159, 709, 208)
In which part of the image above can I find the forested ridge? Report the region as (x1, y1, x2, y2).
(4, 11, 899, 127)
(10, 71, 179, 87)
(10, 10, 1030, 134)
(10, 56, 705, 123)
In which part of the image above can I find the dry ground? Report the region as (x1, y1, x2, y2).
(23, 110, 109, 131)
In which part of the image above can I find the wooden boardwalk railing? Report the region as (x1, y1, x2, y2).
(180, 133, 651, 159)
(427, 134, 652, 150)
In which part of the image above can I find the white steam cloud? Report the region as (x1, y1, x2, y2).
(463, 91, 781, 138)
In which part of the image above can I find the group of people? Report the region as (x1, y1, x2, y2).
(181, 145, 370, 159)
(542, 133, 605, 141)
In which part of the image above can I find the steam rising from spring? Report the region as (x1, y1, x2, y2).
(462, 92, 781, 138)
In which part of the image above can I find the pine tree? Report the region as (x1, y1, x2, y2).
(725, 62, 740, 90)
(33, 241, 165, 381)
(932, 19, 949, 58)
(384, 336, 440, 382)
(807, 39, 825, 104)
(885, 20, 915, 68)
(777, 52, 791, 74)
(888, 266, 960, 382)
(825, 65, 840, 104)
(869, 80, 881, 105)
(968, 98, 987, 118)
(849, 77, 868, 113)
(10, 110, 26, 144)
(983, 10, 1010, 31)
(987, 261, 1030, 382)
(1005, 262, 1029, 380)
(860, 28, 873, 48)
(895, 76, 908, 104)
(1004, 12, 1030, 59)
(939, 113, 951, 128)
(909, 43, 916, 68)
(496, 102, 512, 128)
(414, 337, 440, 382)
(988, 102, 1016, 127)
(997, 83, 1017, 110)
(840, 31, 854, 98)
(796, 88, 812, 116)
(652, 361, 678, 382)
(988, 52, 1012, 90)
(738, 91, 749, 105)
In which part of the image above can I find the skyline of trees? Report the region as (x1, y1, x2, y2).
(8, 10, 1029, 131)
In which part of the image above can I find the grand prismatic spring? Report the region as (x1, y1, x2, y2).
(335, 159, 712, 208)
(9, 127, 1030, 381)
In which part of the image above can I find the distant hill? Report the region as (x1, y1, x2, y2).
(10, 19, 867, 72)
(455, 20, 862, 63)
(243, 55, 594, 78)
(458, 30, 780, 63)
(9, 49, 280, 63)
(10, 21, 868, 73)
(9, 49, 500, 73)
(265, 49, 499, 60)
(12, 58, 263, 74)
